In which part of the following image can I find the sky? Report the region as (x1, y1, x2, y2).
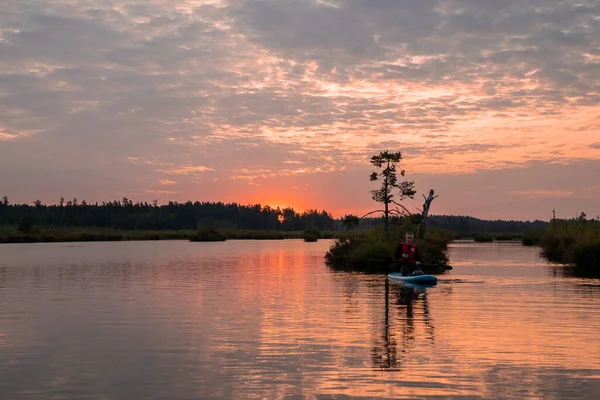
(1, 0, 599, 221)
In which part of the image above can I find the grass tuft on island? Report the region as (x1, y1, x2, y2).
(302, 228, 322, 242)
(190, 226, 226, 242)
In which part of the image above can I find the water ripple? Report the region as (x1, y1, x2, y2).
(0, 240, 599, 399)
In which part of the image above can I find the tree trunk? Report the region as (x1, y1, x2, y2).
(418, 189, 438, 239)
(384, 160, 390, 231)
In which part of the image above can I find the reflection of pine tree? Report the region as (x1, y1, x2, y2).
(372, 280, 399, 370)
(371, 281, 435, 371)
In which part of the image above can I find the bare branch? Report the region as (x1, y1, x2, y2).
(359, 210, 385, 219)
(390, 200, 412, 215)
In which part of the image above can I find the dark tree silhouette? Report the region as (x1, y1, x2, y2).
(0, 198, 337, 232)
(369, 151, 416, 231)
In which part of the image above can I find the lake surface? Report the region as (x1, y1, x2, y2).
(1, 240, 599, 399)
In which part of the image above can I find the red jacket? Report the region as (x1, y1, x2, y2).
(394, 242, 419, 264)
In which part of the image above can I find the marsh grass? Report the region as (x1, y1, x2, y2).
(0, 226, 195, 243)
(0, 226, 343, 243)
(539, 220, 600, 275)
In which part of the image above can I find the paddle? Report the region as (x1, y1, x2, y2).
(367, 259, 453, 270)
(419, 262, 453, 270)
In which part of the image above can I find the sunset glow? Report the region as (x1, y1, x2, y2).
(1, 0, 599, 220)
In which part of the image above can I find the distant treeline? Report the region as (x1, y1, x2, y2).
(356, 214, 549, 235)
(1, 196, 552, 234)
(428, 215, 549, 234)
(0, 197, 336, 232)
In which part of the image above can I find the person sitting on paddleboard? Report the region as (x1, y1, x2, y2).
(394, 232, 423, 276)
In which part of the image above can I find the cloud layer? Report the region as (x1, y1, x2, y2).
(1, 0, 599, 219)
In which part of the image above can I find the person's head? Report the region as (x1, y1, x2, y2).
(405, 232, 414, 244)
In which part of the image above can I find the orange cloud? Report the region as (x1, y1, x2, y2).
(143, 189, 178, 195)
(160, 166, 214, 175)
(509, 190, 575, 198)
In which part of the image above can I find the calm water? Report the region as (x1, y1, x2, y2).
(1, 240, 599, 399)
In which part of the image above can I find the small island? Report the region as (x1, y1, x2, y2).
(323, 150, 451, 275)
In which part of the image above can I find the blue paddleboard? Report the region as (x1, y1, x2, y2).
(388, 272, 438, 285)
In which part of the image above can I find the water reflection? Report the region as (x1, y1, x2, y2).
(372, 280, 435, 371)
(550, 264, 600, 279)
(1, 240, 599, 399)
(447, 241, 562, 278)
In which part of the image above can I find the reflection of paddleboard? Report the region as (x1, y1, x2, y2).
(388, 272, 438, 285)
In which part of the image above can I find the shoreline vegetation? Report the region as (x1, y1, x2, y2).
(0, 225, 555, 244)
(2, 215, 598, 276)
(0, 225, 341, 244)
(0, 225, 543, 245)
(521, 217, 600, 276)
